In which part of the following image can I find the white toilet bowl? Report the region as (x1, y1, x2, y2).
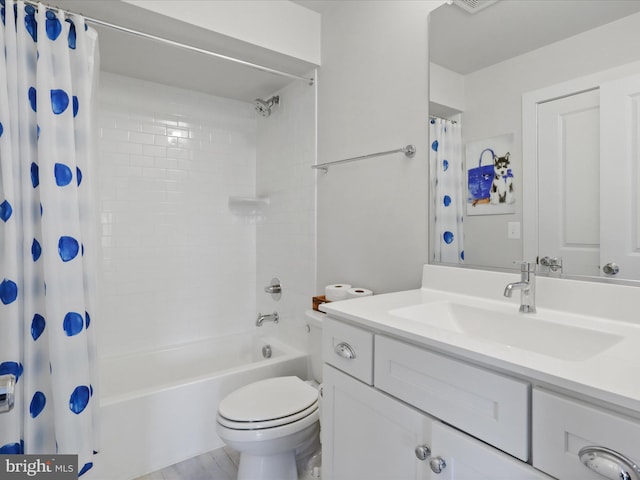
(216, 376, 320, 480)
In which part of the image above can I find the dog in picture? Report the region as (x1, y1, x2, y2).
(490, 152, 514, 205)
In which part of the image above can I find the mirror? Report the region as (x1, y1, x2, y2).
(429, 0, 640, 284)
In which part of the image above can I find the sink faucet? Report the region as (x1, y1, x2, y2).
(504, 261, 536, 313)
(256, 312, 279, 327)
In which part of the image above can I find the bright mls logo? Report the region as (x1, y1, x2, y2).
(0, 455, 76, 480)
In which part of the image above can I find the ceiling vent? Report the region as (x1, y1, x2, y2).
(452, 0, 499, 14)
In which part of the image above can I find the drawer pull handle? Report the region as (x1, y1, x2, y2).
(579, 446, 640, 480)
(334, 342, 356, 359)
(429, 456, 447, 474)
(414, 444, 431, 461)
(0, 374, 15, 414)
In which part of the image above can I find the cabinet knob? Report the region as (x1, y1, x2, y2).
(414, 445, 431, 461)
(429, 457, 447, 474)
(579, 446, 640, 480)
(334, 342, 356, 360)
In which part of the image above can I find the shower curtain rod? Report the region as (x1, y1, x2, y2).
(430, 115, 457, 124)
(24, 0, 315, 86)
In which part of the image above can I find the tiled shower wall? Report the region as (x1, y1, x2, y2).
(255, 76, 317, 351)
(97, 73, 257, 357)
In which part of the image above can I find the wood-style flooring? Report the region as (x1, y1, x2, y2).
(134, 447, 239, 480)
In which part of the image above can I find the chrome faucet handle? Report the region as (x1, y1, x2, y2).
(513, 260, 536, 273)
(539, 256, 563, 272)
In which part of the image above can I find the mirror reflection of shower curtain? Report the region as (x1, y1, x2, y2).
(430, 117, 464, 263)
(0, 2, 99, 474)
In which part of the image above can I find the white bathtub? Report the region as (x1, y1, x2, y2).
(86, 333, 308, 480)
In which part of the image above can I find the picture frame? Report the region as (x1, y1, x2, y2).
(466, 133, 515, 216)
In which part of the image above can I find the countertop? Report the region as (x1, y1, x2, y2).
(321, 266, 640, 414)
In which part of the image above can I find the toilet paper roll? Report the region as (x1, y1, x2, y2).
(346, 288, 373, 299)
(325, 284, 351, 301)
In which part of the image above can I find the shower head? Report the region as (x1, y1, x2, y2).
(254, 95, 280, 117)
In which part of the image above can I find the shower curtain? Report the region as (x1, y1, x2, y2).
(430, 117, 464, 264)
(0, 1, 99, 475)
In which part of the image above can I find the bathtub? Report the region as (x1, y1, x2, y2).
(86, 333, 308, 480)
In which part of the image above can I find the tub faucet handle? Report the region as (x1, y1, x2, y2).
(264, 277, 282, 301)
(264, 284, 281, 294)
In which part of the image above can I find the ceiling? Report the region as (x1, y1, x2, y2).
(430, 0, 640, 74)
(290, 0, 332, 13)
(40, 1, 640, 100)
(50, 0, 318, 102)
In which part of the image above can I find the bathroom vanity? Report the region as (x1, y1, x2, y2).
(320, 265, 640, 480)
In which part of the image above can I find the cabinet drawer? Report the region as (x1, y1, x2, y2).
(375, 335, 529, 461)
(533, 388, 640, 480)
(323, 317, 373, 385)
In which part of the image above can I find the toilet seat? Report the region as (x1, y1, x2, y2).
(218, 402, 318, 430)
(217, 376, 319, 431)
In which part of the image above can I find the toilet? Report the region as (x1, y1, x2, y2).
(216, 310, 324, 480)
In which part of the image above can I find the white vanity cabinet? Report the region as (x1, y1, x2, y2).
(322, 364, 431, 480)
(321, 265, 640, 480)
(322, 317, 552, 480)
(322, 365, 550, 480)
(375, 335, 530, 461)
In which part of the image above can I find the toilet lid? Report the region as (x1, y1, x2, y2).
(218, 376, 318, 423)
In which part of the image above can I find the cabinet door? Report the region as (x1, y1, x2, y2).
(537, 89, 601, 277)
(430, 422, 552, 480)
(322, 365, 432, 480)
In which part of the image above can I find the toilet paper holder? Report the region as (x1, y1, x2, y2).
(0, 374, 16, 414)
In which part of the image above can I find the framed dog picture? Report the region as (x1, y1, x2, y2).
(466, 133, 516, 216)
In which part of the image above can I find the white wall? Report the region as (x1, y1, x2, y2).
(97, 73, 257, 357)
(255, 74, 317, 350)
(316, 1, 443, 295)
(121, 0, 321, 65)
(430, 62, 465, 116)
(95, 0, 447, 358)
(93, 0, 321, 361)
(460, 11, 640, 269)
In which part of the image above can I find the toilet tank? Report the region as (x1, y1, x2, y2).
(305, 310, 324, 383)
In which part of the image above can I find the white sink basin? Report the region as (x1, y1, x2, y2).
(389, 301, 623, 361)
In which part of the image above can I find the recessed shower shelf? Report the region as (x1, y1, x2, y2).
(228, 196, 270, 216)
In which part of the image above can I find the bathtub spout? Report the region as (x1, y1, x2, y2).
(256, 312, 279, 327)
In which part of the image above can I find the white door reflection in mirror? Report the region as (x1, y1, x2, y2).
(534, 73, 640, 281)
(600, 73, 640, 280)
(537, 89, 600, 277)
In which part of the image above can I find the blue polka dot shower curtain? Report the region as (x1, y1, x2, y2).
(0, 1, 99, 475)
(429, 117, 464, 263)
